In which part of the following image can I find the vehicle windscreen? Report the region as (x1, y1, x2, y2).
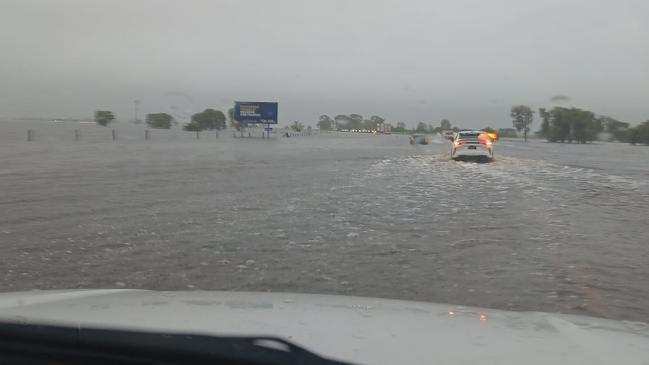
(1, 1, 649, 352)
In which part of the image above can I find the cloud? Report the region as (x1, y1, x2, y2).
(1, 0, 648, 126)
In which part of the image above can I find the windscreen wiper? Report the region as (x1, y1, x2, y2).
(0, 321, 356, 365)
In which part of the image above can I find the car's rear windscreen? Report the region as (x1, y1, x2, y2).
(458, 133, 480, 140)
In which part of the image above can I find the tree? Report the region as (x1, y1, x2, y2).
(94, 110, 115, 127)
(537, 108, 550, 138)
(317, 115, 333, 130)
(191, 109, 226, 130)
(334, 115, 350, 130)
(363, 119, 375, 131)
(483, 126, 496, 133)
(540, 107, 603, 143)
(290, 121, 304, 132)
(366, 115, 385, 131)
(393, 122, 408, 133)
(440, 119, 451, 130)
(416, 122, 428, 133)
(370, 115, 385, 125)
(183, 121, 202, 131)
(510, 105, 534, 142)
(348, 114, 363, 130)
(578, 113, 602, 143)
(146, 113, 174, 129)
(227, 107, 240, 130)
(600, 116, 630, 142)
(627, 120, 649, 145)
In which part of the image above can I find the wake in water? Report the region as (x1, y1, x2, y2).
(332, 152, 649, 320)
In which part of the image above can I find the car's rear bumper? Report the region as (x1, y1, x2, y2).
(452, 146, 493, 158)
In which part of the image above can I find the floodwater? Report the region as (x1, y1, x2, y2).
(1, 121, 648, 322)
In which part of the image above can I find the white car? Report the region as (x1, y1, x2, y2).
(1, 290, 648, 365)
(451, 130, 494, 161)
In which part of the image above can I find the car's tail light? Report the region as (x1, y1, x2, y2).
(454, 140, 465, 146)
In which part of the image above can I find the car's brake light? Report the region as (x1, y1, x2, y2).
(454, 140, 465, 146)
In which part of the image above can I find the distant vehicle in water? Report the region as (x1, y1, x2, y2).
(451, 130, 494, 161)
(409, 134, 429, 145)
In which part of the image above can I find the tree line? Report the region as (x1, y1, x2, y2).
(94, 106, 649, 146)
(627, 121, 649, 145)
(93, 109, 228, 131)
(510, 105, 649, 145)
(537, 107, 602, 143)
(317, 114, 464, 134)
(316, 114, 387, 131)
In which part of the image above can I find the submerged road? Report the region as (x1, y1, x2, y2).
(1, 125, 648, 322)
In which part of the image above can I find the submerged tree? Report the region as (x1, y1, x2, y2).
(94, 110, 115, 127)
(510, 105, 534, 142)
(146, 113, 173, 129)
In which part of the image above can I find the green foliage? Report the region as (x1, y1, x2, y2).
(348, 114, 363, 130)
(510, 105, 534, 141)
(332, 114, 363, 130)
(600, 116, 630, 142)
(370, 115, 385, 125)
(627, 121, 649, 145)
(482, 126, 496, 133)
(361, 115, 385, 131)
(428, 124, 440, 134)
(440, 119, 451, 130)
(392, 122, 408, 133)
(191, 109, 226, 130)
(317, 115, 333, 130)
(538, 108, 550, 138)
(146, 113, 173, 129)
(182, 121, 202, 131)
(290, 121, 305, 132)
(415, 122, 428, 133)
(540, 107, 603, 143)
(94, 110, 115, 127)
(326, 114, 387, 131)
(333, 115, 349, 130)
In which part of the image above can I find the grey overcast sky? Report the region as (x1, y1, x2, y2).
(1, 0, 648, 128)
